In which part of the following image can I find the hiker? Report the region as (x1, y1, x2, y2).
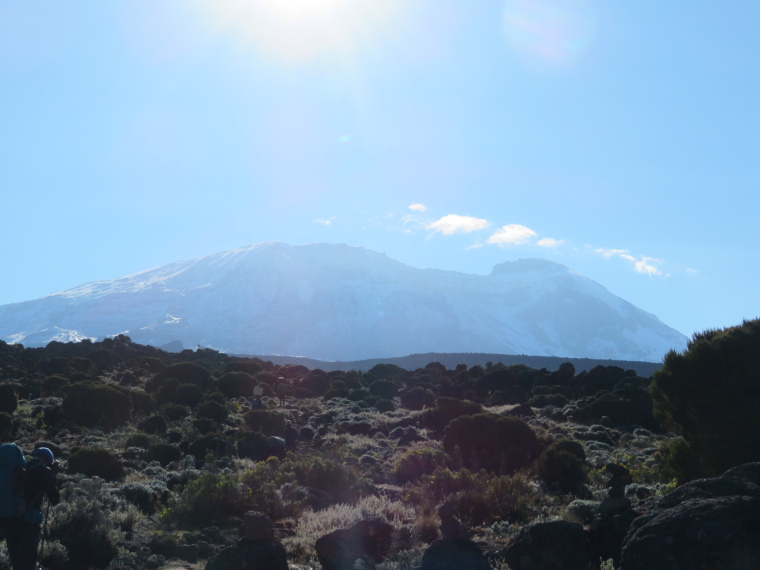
(15, 447, 60, 570)
(283, 420, 299, 451)
(275, 377, 289, 407)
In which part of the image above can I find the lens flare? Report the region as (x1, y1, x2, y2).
(501, 0, 596, 66)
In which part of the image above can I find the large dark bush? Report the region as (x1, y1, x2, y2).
(651, 319, 760, 479)
(62, 382, 132, 428)
(150, 362, 213, 391)
(243, 409, 287, 436)
(217, 371, 256, 398)
(399, 386, 436, 411)
(68, 447, 126, 481)
(442, 413, 540, 475)
(369, 379, 399, 400)
(145, 443, 183, 466)
(173, 383, 204, 407)
(537, 439, 586, 493)
(196, 400, 229, 423)
(0, 384, 18, 414)
(422, 397, 483, 434)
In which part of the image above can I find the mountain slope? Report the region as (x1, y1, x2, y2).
(0, 242, 687, 361)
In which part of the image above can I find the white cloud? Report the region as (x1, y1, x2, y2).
(537, 237, 563, 248)
(427, 214, 490, 235)
(408, 203, 427, 212)
(487, 224, 537, 245)
(595, 248, 665, 276)
(315, 217, 336, 226)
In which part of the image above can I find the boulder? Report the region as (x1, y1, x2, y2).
(498, 520, 590, 570)
(419, 538, 491, 570)
(315, 519, 394, 570)
(619, 462, 760, 570)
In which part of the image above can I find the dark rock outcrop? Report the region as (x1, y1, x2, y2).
(497, 520, 590, 570)
(315, 518, 394, 570)
(619, 462, 760, 570)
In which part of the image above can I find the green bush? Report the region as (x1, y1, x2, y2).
(392, 447, 448, 484)
(62, 382, 132, 428)
(160, 403, 189, 422)
(442, 413, 540, 475)
(223, 358, 265, 376)
(144, 443, 183, 466)
(41, 375, 70, 397)
(149, 362, 213, 391)
(0, 384, 18, 414)
(217, 371, 256, 398)
(196, 400, 228, 423)
(124, 431, 152, 449)
(161, 471, 250, 528)
(173, 383, 204, 407)
(68, 447, 126, 481)
(399, 387, 435, 411)
(422, 397, 483, 434)
(537, 442, 586, 493)
(369, 379, 399, 400)
(650, 319, 760, 479)
(243, 409, 287, 436)
(375, 398, 395, 413)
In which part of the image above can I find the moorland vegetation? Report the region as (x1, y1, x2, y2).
(0, 318, 758, 569)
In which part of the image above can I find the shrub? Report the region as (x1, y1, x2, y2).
(369, 379, 399, 400)
(422, 397, 483, 434)
(41, 375, 70, 397)
(538, 441, 587, 493)
(145, 443, 183, 466)
(442, 413, 540, 475)
(217, 371, 256, 398)
(173, 383, 204, 407)
(124, 431, 152, 449)
(392, 447, 448, 484)
(285, 454, 361, 503)
(150, 362, 213, 391)
(160, 403, 189, 422)
(137, 415, 167, 434)
(141, 356, 164, 373)
(0, 412, 13, 440)
(400, 387, 435, 411)
(243, 409, 287, 436)
(62, 382, 132, 428)
(223, 358, 264, 376)
(161, 471, 250, 528)
(236, 429, 271, 461)
(68, 447, 126, 481)
(650, 319, 760, 479)
(130, 389, 157, 416)
(375, 398, 395, 413)
(300, 371, 331, 396)
(196, 400, 228, 423)
(0, 384, 18, 414)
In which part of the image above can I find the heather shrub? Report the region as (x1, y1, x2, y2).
(284, 453, 362, 503)
(0, 412, 12, 440)
(223, 358, 264, 376)
(68, 447, 126, 481)
(0, 384, 18, 415)
(196, 400, 228, 423)
(62, 382, 132, 428)
(124, 431, 152, 449)
(369, 379, 399, 400)
(236, 429, 271, 461)
(392, 446, 448, 484)
(129, 389, 156, 416)
(422, 397, 482, 433)
(141, 356, 164, 373)
(375, 398, 396, 413)
(537, 440, 587, 493)
(159, 403, 189, 422)
(217, 371, 256, 398)
(150, 362, 213, 391)
(651, 318, 760, 479)
(41, 375, 70, 397)
(399, 387, 435, 411)
(300, 370, 331, 396)
(243, 409, 287, 436)
(173, 383, 204, 407)
(161, 471, 250, 528)
(137, 415, 167, 434)
(188, 432, 228, 460)
(442, 413, 540, 475)
(145, 443, 183, 466)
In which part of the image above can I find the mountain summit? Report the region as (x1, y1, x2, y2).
(0, 242, 687, 361)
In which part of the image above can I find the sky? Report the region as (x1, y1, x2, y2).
(1, 0, 758, 340)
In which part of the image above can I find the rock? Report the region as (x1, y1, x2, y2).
(619, 462, 760, 570)
(419, 538, 491, 570)
(244, 511, 274, 541)
(315, 519, 394, 570)
(498, 520, 590, 570)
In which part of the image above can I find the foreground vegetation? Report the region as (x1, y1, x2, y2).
(0, 319, 757, 569)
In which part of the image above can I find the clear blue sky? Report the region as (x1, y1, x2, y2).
(1, 0, 758, 340)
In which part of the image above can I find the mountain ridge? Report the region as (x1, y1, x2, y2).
(0, 242, 688, 361)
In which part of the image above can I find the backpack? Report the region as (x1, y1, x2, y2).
(0, 443, 26, 517)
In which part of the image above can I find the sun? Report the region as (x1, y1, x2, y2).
(196, 0, 401, 62)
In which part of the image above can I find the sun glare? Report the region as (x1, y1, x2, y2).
(196, 0, 401, 62)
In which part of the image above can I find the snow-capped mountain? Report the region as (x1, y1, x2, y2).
(0, 242, 687, 361)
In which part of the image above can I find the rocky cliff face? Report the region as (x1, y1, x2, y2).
(0, 242, 687, 361)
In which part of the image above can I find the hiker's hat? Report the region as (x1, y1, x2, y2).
(33, 447, 54, 464)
